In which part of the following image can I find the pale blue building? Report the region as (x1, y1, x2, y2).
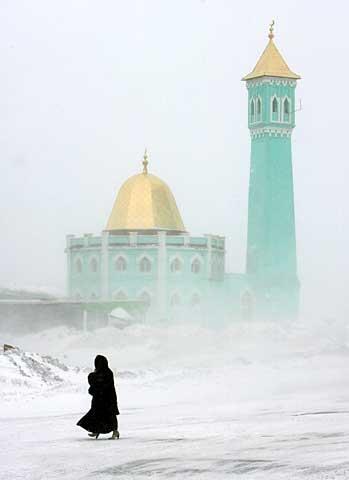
(66, 26, 300, 322)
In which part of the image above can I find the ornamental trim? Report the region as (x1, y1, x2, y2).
(246, 77, 297, 88)
(250, 127, 293, 138)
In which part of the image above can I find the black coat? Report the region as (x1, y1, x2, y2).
(77, 355, 119, 434)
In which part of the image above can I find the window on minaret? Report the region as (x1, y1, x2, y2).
(256, 98, 261, 122)
(115, 256, 127, 272)
(170, 257, 182, 273)
(272, 97, 279, 122)
(283, 98, 290, 122)
(140, 257, 151, 273)
(250, 99, 255, 123)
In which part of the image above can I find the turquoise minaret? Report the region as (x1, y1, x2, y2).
(243, 23, 300, 319)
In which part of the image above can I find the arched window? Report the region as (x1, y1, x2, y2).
(90, 257, 98, 273)
(115, 256, 127, 272)
(271, 97, 279, 122)
(170, 257, 182, 273)
(272, 97, 278, 112)
(283, 98, 290, 122)
(191, 258, 201, 274)
(139, 257, 151, 273)
(170, 293, 181, 307)
(139, 291, 151, 306)
(250, 98, 255, 123)
(113, 290, 127, 301)
(190, 293, 201, 307)
(75, 258, 82, 274)
(256, 97, 262, 122)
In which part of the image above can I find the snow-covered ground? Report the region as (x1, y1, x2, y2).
(1, 319, 349, 479)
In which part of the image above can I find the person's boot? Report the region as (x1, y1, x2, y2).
(109, 430, 119, 440)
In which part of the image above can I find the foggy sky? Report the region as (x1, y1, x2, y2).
(1, 0, 348, 318)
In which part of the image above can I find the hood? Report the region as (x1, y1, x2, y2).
(94, 355, 109, 372)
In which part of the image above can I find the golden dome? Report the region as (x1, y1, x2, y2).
(106, 152, 186, 233)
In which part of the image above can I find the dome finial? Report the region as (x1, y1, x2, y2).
(268, 19, 275, 40)
(142, 148, 149, 174)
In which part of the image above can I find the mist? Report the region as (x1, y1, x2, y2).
(1, 0, 349, 320)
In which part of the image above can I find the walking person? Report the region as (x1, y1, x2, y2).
(77, 355, 120, 439)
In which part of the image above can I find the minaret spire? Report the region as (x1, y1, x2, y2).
(242, 21, 300, 81)
(142, 148, 149, 174)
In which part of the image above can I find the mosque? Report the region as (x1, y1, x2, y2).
(65, 25, 300, 323)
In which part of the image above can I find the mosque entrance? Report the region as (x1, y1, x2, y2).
(81, 299, 149, 331)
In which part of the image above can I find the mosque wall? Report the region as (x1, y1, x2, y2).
(66, 232, 226, 319)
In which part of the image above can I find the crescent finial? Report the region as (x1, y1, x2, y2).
(269, 20, 275, 40)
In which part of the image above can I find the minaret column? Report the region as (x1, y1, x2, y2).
(157, 231, 167, 320)
(65, 235, 74, 298)
(243, 23, 300, 319)
(205, 234, 213, 279)
(129, 232, 138, 246)
(101, 231, 109, 300)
